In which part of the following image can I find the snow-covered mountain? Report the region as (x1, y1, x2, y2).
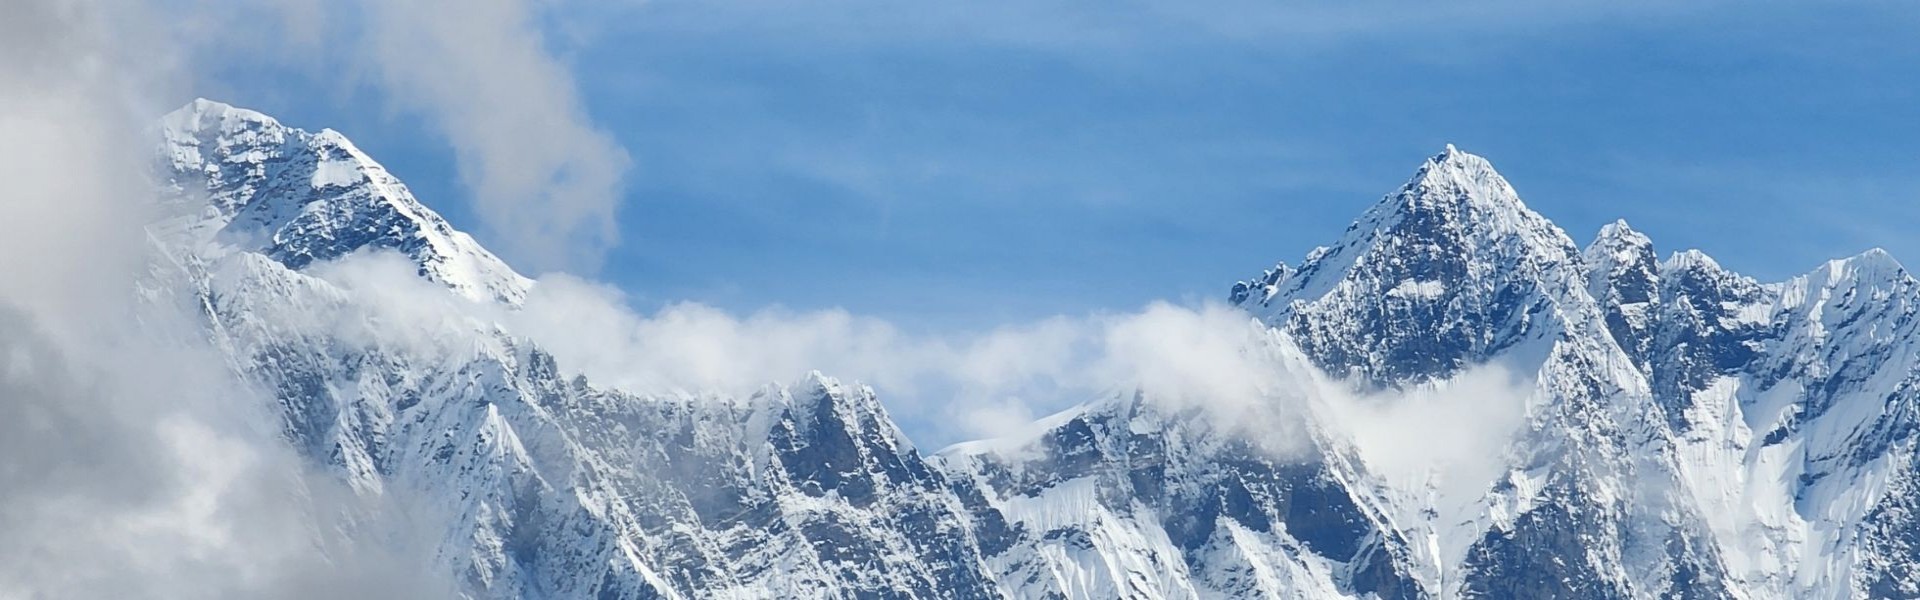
(153, 100, 1920, 599)
(158, 99, 531, 304)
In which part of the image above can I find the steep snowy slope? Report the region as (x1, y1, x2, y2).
(1217, 147, 1919, 599)
(956, 146, 1920, 599)
(1617, 243, 1920, 599)
(957, 147, 1725, 599)
(150, 100, 1920, 599)
(159, 99, 531, 304)
(159, 100, 1004, 599)
(937, 385, 1427, 599)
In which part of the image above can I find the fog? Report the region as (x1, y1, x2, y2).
(0, 1, 450, 597)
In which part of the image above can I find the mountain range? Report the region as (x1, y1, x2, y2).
(151, 99, 1920, 599)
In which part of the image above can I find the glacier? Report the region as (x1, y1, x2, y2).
(147, 99, 1920, 599)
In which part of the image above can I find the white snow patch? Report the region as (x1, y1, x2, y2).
(310, 158, 363, 188)
(1388, 279, 1446, 300)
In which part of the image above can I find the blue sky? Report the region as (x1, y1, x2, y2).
(204, 1, 1920, 332)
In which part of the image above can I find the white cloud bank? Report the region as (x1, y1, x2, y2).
(0, 1, 450, 597)
(315, 251, 1538, 496)
(3, 1, 1540, 594)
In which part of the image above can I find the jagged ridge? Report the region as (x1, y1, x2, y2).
(154, 100, 1920, 599)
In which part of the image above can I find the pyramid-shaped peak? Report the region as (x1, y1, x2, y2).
(1232, 146, 1585, 383)
(1589, 219, 1654, 253)
(1390, 144, 1522, 212)
(1597, 219, 1644, 240)
(1583, 218, 1662, 316)
(1298, 146, 1576, 277)
(1343, 145, 1555, 248)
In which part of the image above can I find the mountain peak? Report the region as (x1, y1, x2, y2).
(1582, 219, 1662, 367)
(1395, 144, 1519, 212)
(1429, 142, 1482, 172)
(158, 99, 532, 304)
(161, 98, 281, 137)
(1662, 248, 1725, 274)
(1584, 220, 1657, 282)
(1233, 147, 1585, 383)
(1346, 144, 1566, 259)
(1592, 219, 1649, 247)
(1812, 247, 1910, 287)
(1855, 246, 1900, 268)
(1235, 146, 1578, 309)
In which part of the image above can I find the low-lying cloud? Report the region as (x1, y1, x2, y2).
(311, 251, 1538, 495)
(0, 311, 451, 599)
(5, 2, 1545, 595)
(309, 254, 1270, 441)
(0, 1, 453, 597)
(1313, 364, 1535, 497)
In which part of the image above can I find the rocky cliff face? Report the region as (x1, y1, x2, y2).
(157, 100, 1920, 599)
